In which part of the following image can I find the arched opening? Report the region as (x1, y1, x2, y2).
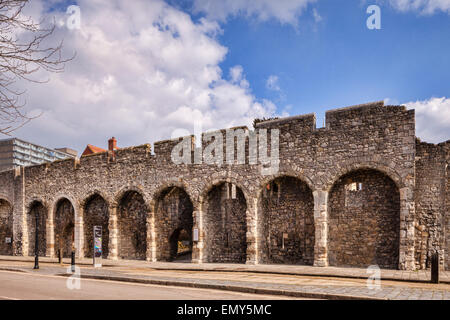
(155, 187, 193, 262)
(27, 201, 47, 257)
(204, 182, 247, 263)
(169, 228, 191, 261)
(328, 168, 400, 269)
(0, 199, 13, 255)
(55, 198, 75, 258)
(83, 194, 109, 258)
(257, 176, 315, 265)
(118, 191, 147, 260)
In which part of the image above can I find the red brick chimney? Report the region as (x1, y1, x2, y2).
(108, 137, 117, 151)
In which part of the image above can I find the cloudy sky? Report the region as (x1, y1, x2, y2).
(6, 0, 450, 154)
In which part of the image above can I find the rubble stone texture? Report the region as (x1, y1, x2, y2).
(83, 194, 109, 258)
(54, 198, 75, 258)
(204, 183, 247, 263)
(155, 187, 193, 261)
(328, 169, 400, 269)
(27, 201, 47, 257)
(118, 191, 147, 260)
(258, 177, 315, 265)
(0, 199, 12, 255)
(0, 102, 447, 271)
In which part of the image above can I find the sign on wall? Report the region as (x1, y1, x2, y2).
(5, 237, 11, 244)
(93, 226, 102, 268)
(193, 228, 199, 242)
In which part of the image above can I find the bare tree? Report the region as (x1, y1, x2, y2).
(0, 0, 73, 135)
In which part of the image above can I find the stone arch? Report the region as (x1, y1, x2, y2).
(27, 200, 47, 257)
(327, 168, 400, 269)
(0, 198, 13, 255)
(113, 185, 150, 208)
(0, 193, 12, 207)
(256, 171, 315, 198)
(53, 198, 75, 258)
(324, 160, 404, 192)
(201, 181, 248, 263)
(154, 185, 193, 262)
(80, 190, 112, 209)
(200, 172, 253, 204)
(83, 193, 109, 258)
(257, 175, 315, 265)
(151, 180, 195, 207)
(116, 189, 148, 260)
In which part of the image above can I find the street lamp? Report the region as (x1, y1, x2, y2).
(33, 212, 39, 269)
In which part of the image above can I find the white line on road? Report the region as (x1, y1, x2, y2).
(0, 270, 297, 299)
(0, 295, 20, 300)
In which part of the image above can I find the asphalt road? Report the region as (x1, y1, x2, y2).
(0, 270, 300, 300)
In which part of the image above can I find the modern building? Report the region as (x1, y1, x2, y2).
(0, 138, 76, 172)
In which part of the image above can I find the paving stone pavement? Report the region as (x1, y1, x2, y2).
(1, 255, 449, 283)
(0, 258, 449, 300)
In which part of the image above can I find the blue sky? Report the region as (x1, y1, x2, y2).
(190, 0, 450, 126)
(8, 0, 450, 153)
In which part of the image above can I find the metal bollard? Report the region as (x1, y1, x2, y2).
(58, 249, 62, 264)
(71, 251, 75, 273)
(431, 251, 439, 284)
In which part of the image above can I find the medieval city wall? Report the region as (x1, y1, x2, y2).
(0, 101, 447, 270)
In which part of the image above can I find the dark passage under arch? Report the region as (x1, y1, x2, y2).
(83, 194, 109, 259)
(118, 191, 147, 260)
(155, 187, 193, 262)
(55, 198, 75, 258)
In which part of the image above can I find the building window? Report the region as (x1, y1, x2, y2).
(346, 182, 362, 192)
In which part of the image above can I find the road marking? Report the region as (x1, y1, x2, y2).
(0, 295, 20, 300)
(0, 270, 295, 299)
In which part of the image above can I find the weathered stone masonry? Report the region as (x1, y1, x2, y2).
(0, 101, 448, 270)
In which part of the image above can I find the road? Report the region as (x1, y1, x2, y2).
(0, 270, 301, 300)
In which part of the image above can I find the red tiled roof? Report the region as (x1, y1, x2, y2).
(81, 144, 107, 156)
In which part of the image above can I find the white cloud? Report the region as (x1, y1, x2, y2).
(312, 8, 323, 22)
(10, 0, 279, 154)
(389, 0, 450, 14)
(399, 97, 450, 143)
(192, 0, 317, 25)
(266, 75, 281, 91)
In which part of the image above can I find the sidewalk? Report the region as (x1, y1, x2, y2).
(0, 255, 447, 284)
(0, 256, 449, 300)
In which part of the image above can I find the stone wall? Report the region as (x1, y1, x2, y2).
(0, 102, 446, 270)
(118, 191, 147, 260)
(155, 187, 193, 261)
(54, 198, 75, 258)
(258, 177, 314, 265)
(204, 183, 247, 263)
(446, 142, 450, 270)
(414, 141, 447, 269)
(27, 201, 47, 256)
(0, 199, 13, 255)
(83, 194, 109, 258)
(328, 169, 400, 269)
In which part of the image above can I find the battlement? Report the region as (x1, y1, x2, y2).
(0, 101, 420, 175)
(0, 100, 447, 271)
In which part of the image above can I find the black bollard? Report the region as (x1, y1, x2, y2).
(71, 251, 75, 273)
(431, 251, 439, 284)
(58, 249, 62, 264)
(33, 213, 39, 270)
